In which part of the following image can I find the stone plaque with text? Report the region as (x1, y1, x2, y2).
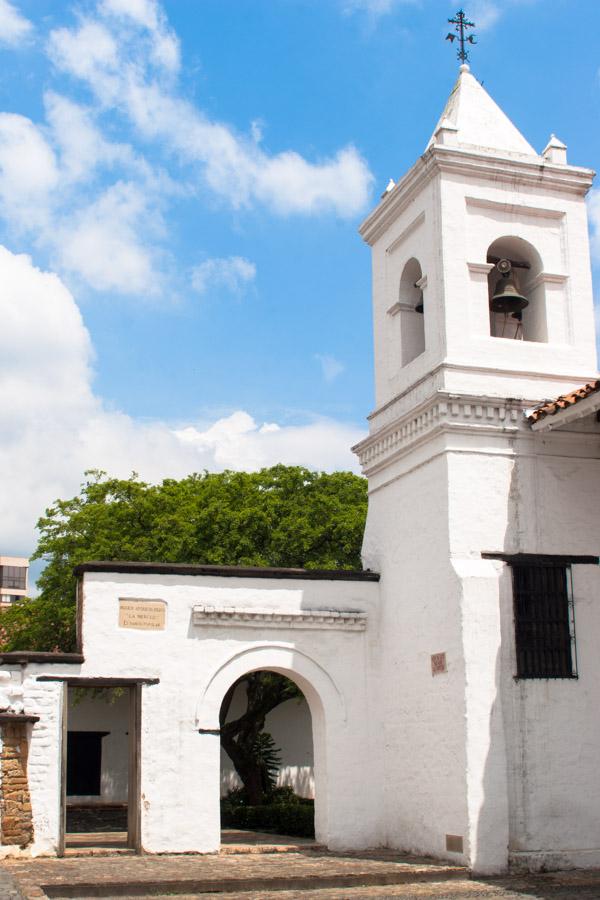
(119, 599, 166, 631)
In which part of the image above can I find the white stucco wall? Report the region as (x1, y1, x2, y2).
(503, 449, 600, 871)
(363, 452, 470, 866)
(0, 667, 62, 857)
(31, 571, 378, 855)
(445, 433, 600, 872)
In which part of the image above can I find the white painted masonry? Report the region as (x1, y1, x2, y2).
(1, 65, 600, 874)
(356, 64, 600, 873)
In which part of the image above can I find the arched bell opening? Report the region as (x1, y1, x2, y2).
(487, 237, 546, 342)
(399, 257, 425, 365)
(219, 670, 315, 845)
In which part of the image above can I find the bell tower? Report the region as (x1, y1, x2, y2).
(360, 64, 597, 415)
(355, 63, 599, 874)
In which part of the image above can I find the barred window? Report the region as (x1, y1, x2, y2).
(0, 566, 26, 591)
(512, 562, 576, 679)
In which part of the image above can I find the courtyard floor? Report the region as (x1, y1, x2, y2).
(1, 834, 600, 899)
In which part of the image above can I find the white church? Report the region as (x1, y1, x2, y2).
(1, 63, 600, 875)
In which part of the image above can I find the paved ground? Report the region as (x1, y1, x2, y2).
(2, 840, 600, 899)
(2, 849, 465, 898)
(0, 868, 22, 900)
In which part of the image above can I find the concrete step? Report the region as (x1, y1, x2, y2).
(220, 840, 325, 855)
(40, 863, 468, 897)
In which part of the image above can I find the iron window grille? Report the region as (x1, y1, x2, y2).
(511, 562, 577, 679)
(0, 566, 26, 591)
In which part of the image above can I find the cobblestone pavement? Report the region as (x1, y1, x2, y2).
(68, 877, 600, 900)
(0, 868, 22, 900)
(3, 850, 600, 900)
(1, 851, 465, 898)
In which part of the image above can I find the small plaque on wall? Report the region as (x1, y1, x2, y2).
(431, 652, 447, 676)
(119, 599, 166, 631)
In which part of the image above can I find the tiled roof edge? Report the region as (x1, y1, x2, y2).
(527, 379, 600, 424)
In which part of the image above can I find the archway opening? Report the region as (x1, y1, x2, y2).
(399, 257, 425, 366)
(487, 236, 545, 341)
(219, 670, 315, 846)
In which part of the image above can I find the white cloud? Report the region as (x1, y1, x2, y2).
(44, 92, 136, 184)
(47, 4, 373, 218)
(342, 0, 415, 18)
(57, 181, 159, 294)
(0, 0, 374, 301)
(175, 412, 362, 472)
(463, 1, 500, 31)
(344, 0, 534, 29)
(0, 0, 32, 47)
(49, 20, 120, 97)
(315, 354, 345, 383)
(0, 245, 364, 555)
(463, 0, 539, 32)
(192, 256, 256, 296)
(0, 99, 165, 295)
(0, 113, 58, 231)
(100, 0, 180, 72)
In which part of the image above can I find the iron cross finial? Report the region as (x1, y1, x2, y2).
(446, 9, 476, 64)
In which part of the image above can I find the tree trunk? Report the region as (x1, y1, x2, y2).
(219, 672, 301, 802)
(220, 725, 265, 804)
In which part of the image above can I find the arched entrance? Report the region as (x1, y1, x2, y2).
(219, 670, 315, 844)
(197, 644, 346, 849)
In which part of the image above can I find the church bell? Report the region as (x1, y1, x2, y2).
(490, 259, 529, 317)
(414, 281, 424, 314)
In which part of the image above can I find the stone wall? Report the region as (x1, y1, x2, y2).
(0, 721, 33, 847)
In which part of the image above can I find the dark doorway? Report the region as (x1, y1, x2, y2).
(66, 731, 107, 796)
(60, 683, 141, 855)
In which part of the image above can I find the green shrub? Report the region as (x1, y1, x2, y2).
(221, 788, 315, 838)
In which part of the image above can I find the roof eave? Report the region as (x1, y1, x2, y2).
(74, 561, 380, 582)
(359, 146, 594, 248)
(530, 390, 600, 431)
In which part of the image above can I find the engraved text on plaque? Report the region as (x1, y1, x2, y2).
(119, 599, 166, 631)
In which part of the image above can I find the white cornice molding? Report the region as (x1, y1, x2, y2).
(360, 154, 437, 246)
(387, 301, 415, 316)
(192, 606, 368, 631)
(360, 147, 593, 247)
(354, 393, 527, 476)
(527, 271, 569, 291)
(433, 148, 594, 195)
(365, 363, 600, 426)
(467, 262, 495, 276)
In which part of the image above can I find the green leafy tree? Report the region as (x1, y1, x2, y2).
(3, 465, 367, 799)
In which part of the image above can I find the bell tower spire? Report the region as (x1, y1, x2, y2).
(357, 67, 597, 420)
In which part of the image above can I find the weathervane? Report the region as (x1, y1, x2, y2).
(446, 10, 476, 64)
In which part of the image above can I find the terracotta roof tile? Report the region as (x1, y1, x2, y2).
(528, 379, 600, 424)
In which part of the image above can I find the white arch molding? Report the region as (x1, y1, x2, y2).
(196, 643, 347, 844)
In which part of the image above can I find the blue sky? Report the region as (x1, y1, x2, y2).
(2, 0, 600, 562)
